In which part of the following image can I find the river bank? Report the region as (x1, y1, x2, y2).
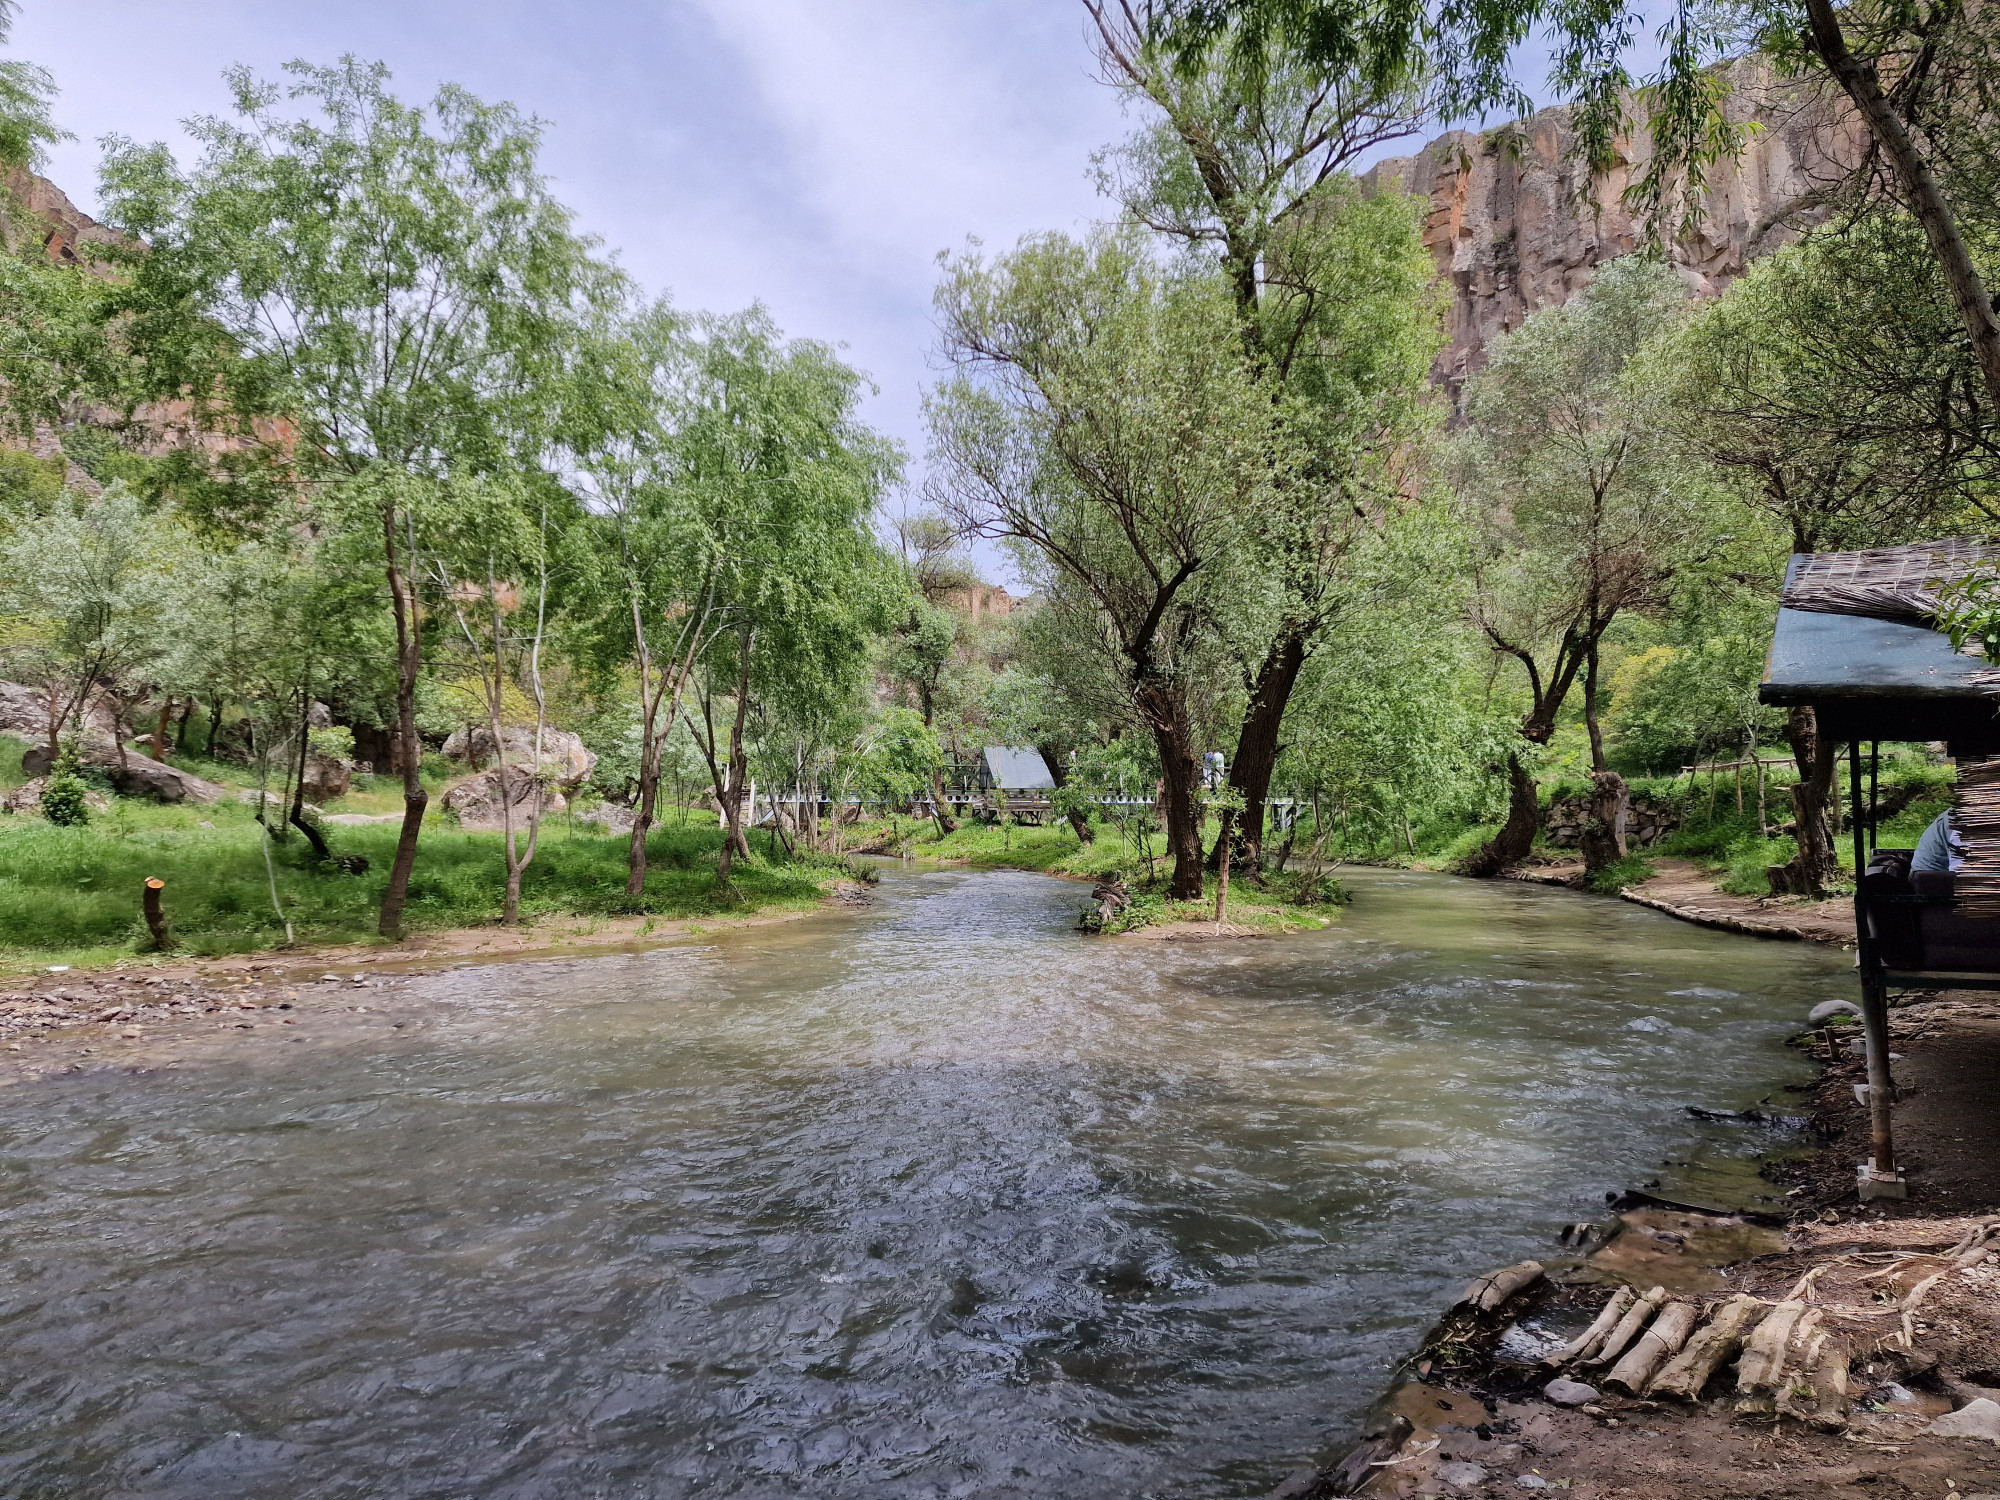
(1294, 967, 2000, 1498)
(0, 883, 875, 1080)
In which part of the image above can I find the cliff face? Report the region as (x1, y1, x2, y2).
(8, 166, 119, 269)
(1362, 58, 1860, 404)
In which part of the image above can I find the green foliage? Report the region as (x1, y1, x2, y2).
(1664, 220, 1987, 551)
(38, 751, 88, 827)
(1583, 854, 1655, 895)
(1934, 570, 2000, 661)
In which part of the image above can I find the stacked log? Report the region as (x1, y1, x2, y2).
(1648, 1294, 1762, 1400)
(1604, 1298, 1698, 1394)
(1538, 1286, 1854, 1421)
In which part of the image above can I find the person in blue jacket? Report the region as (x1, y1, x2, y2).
(1913, 809, 1965, 874)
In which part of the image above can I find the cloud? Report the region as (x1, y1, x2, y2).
(20, 0, 1131, 582)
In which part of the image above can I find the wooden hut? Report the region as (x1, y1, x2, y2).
(1762, 540, 2000, 1200)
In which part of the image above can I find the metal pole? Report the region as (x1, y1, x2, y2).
(1869, 741, 1880, 854)
(1849, 739, 1904, 1198)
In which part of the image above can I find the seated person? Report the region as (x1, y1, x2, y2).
(1913, 808, 1966, 874)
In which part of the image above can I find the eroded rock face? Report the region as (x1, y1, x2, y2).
(441, 725, 596, 789)
(1362, 58, 1861, 407)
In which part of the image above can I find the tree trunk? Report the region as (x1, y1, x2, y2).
(1137, 681, 1205, 899)
(1803, 0, 2000, 412)
(717, 627, 754, 883)
(176, 696, 196, 755)
(1582, 770, 1631, 876)
(626, 682, 661, 898)
(378, 502, 428, 940)
(1463, 752, 1540, 876)
(1777, 706, 1840, 895)
(930, 765, 957, 835)
(1220, 623, 1309, 873)
(1037, 743, 1093, 842)
(151, 698, 172, 761)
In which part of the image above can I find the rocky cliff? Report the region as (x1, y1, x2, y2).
(1363, 58, 1861, 404)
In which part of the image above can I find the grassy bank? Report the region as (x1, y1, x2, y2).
(0, 757, 846, 972)
(1291, 749, 1955, 899)
(835, 811, 1347, 933)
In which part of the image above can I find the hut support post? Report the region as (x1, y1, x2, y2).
(1849, 739, 1905, 1199)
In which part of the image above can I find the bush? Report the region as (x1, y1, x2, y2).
(39, 756, 90, 827)
(1718, 834, 1795, 896)
(1584, 854, 1654, 894)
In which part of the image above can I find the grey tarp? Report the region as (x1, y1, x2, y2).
(981, 746, 1055, 791)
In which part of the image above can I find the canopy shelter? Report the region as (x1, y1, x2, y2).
(1761, 541, 2000, 1200)
(979, 746, 1055, 792)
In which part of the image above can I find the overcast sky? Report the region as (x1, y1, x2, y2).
(21, 3, 1581, 584)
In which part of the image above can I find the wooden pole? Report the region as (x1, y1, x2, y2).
(1214, 807, 1234, 929)
(142, 877, 169, 950)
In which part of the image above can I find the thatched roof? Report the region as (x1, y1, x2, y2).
(1780, 538, 2000, 622)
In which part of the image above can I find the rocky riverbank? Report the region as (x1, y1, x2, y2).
(1286, 982, 2000, 1499)
(0, 887, 875, 1081)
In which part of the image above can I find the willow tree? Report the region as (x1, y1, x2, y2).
(672, 311, 900, 886)
(102, 59, 618, 937)
(1665, 224, 1982, 892)
(1089, 2, 1442, 872)
(929, 231, 1281, 899)
(1457, 256, 1704, 878)
(564, 302, 729, 898)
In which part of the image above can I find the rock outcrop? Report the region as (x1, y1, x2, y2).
(443, 765, 567, 830)
(442, 724, 596, 789)
(1363, 58, 1862, 405)
(19, 741, 225, 804)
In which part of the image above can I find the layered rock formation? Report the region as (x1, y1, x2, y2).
(1363, 58, 1862, 404)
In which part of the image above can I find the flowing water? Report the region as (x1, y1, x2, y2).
(0, 868, 1848, 1499)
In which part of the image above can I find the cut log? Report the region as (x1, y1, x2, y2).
(1648, 1294, 1763, 1400)
(1544, 1286, 1636, 1368)
(1736, 1299, 1809, 1414)
(1775, 1325, 1851, 1430)
(1584, 1284, 1668, 1369)
(1604, 1298, 1698, 1395)
(1457, 1260, 1545, 1314)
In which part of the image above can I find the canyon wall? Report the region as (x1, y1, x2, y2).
(1362, 58, 1860, 404)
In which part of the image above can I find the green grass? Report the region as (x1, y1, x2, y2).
(0, 792, 843, 974)
(1583, 853, 1656, 894)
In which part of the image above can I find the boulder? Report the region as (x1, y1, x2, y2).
(576, 801, 636, 834)
(1926, 1397, 2000, 1444)
(443, 765, 567, 830)
(442, 724, 595, 789)
(300, 751, 351, 803)
(21, 743, 224, 804)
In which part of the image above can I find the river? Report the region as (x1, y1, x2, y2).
(0, 867, 1847, 1498)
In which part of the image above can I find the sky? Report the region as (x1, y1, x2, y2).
(23, 1, 1155, 582)
(19, 3, 1591, 585)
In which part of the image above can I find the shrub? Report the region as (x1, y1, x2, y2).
(40, 756, 91, 827)
(1584, 854, 1654, 894)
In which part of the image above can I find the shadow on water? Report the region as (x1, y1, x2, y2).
(0, 867, 1847, 1498)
